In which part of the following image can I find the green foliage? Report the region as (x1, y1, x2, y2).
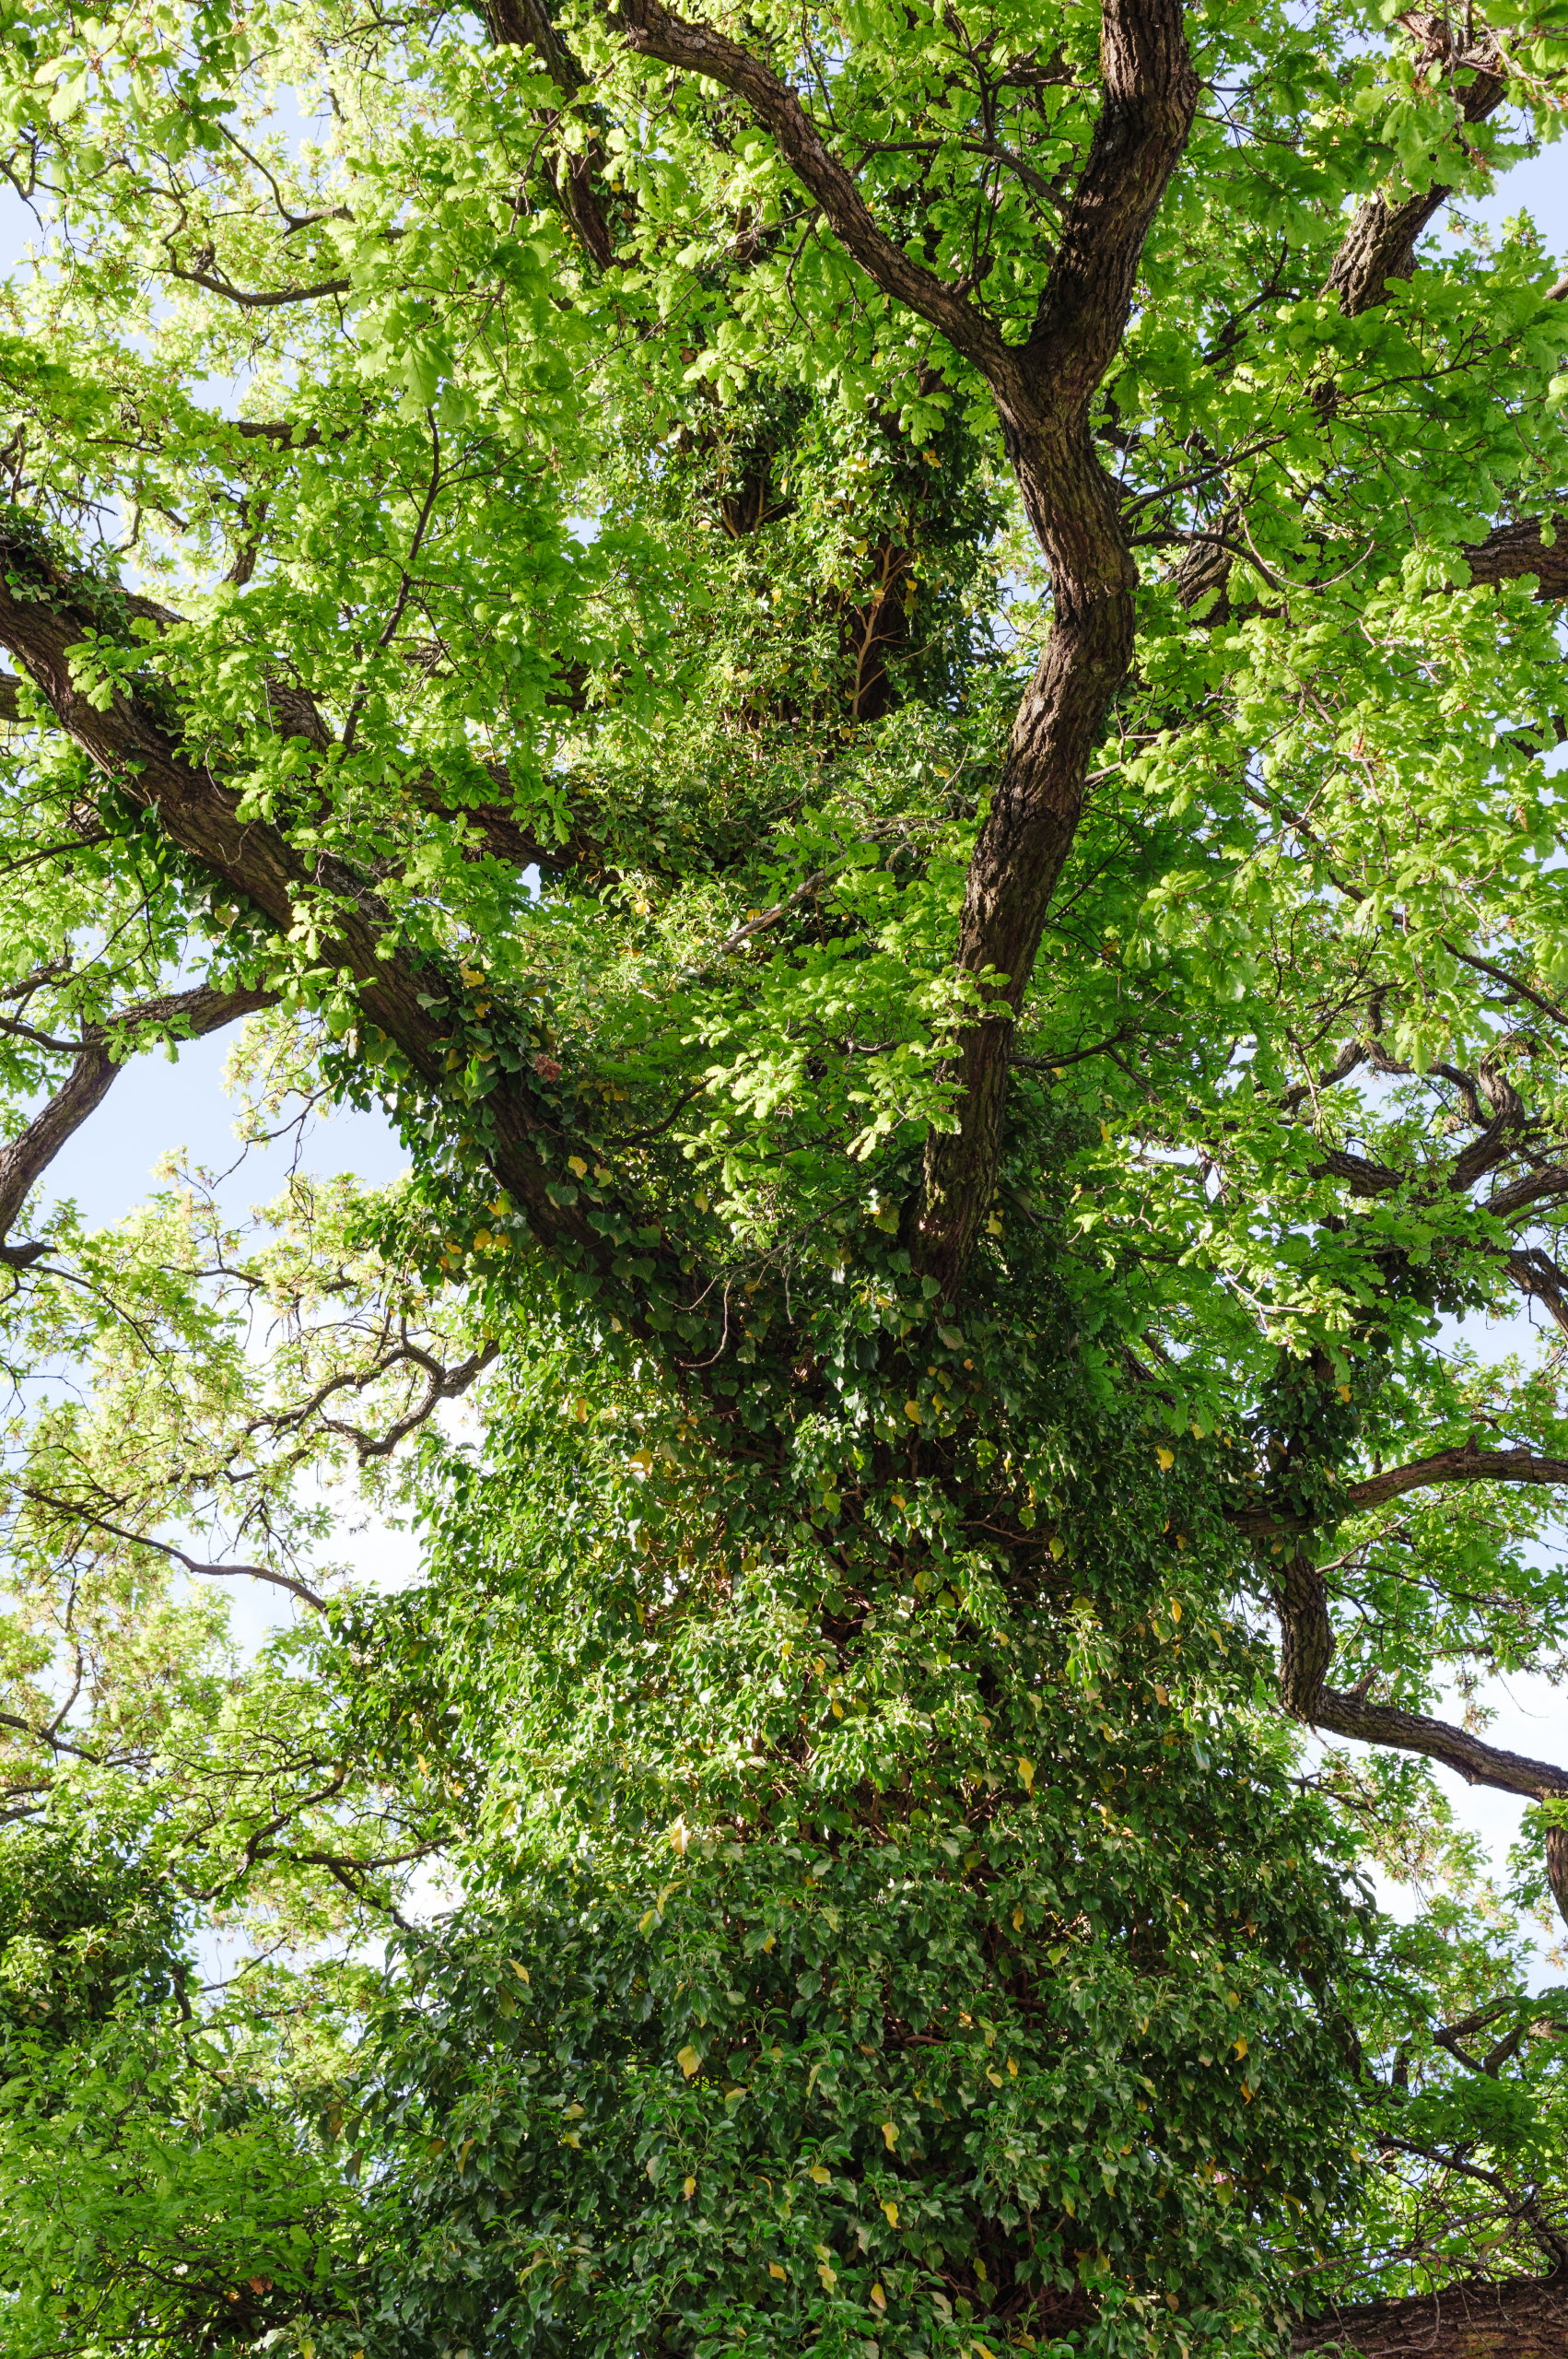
(1, 2013, 369, 2359)
(0, 1807, 189, 2053)
(351, 1305, 1375, 2358)
(0, 0, 1566, 2346)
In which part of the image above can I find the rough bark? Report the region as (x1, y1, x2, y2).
(1312, 1686, 1568, 1801)
(1546, 1823, 1568, 1929)
(1296, 2276, 1568, 2359)
(486, 0, 617, 265)
(1266, 1521, 1568, 1801)
(1275, 1550, 1337, 1718)
(1322, 11, 1506, 313)
(1457, 515, 1568, 601)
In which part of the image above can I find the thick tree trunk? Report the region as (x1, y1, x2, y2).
(1296, 2277, 1568, 2359)
(607, 0, 1199, 1296)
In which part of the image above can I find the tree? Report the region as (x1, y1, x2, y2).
(0, 0, 1567, 2347)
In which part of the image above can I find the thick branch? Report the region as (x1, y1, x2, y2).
(920, 0, 1199, 1289)
(1344, 1443, 1568, 1519)
(1233, 1441, 1568, 1538)
(1268, 1542, 1568, 1803)
(0, 525, 635, 1273)
(1507, 1248, 1568, 1340)
(1315, 1684, 1568, 1800)
(486, 0, 618, 264)
(0, 981, 276, 1244)
(608, 0, 1006, 371)
(1322, 12, 1505, 314)
(1299, 2272, 1568, 2355)
(1456, 513, 1568, 601)
(597, 0, 1199, 1293)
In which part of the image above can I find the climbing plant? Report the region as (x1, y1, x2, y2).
(1, 0, 1568, 2349)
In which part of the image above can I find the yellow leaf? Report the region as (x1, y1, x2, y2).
(639, 1908, 658, 1933)
(1156, 1447, 1174, 1471)
(986, 1215, 1003, 1235)
(987, 2069, 1002, 2086)
(769, 2262, 787, 2280)
(817, 2265, 837, 2290)
(677, 2045, 701, 2079)
(1170, 1599, 1182, 1622)
(669, 1817, 689, 1857)
(881, 2120, 899, 2149)
(1012, 1906, 1025, 1932)
(762, 1931, 775, 1952)
(882, 2200, 898, 2227)
(1017, 1757, 1036, 1794)
(809, 2163, 831, 2183)
(511, 1962, 530, 1983)
(683, 2176, 696, 2200)
(1049, 1534, 1066, 1559)
(871, 2283, 888, 2313)
(1337, 1383, 1351, 1402)
(561, 2130, 580, 2148)
(1234, 2035, 1247, 2059)
(568, 1155, 588, 1178)
(1007, 2057, 1017, 2077)
(1154, 1683, 1169, 1706)
(904, 1399, 923, 1422)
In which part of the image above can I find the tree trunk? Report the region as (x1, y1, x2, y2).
(1296, 2277, 1568, 2359)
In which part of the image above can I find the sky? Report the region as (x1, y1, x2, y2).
(1, 61, 1567, 1933)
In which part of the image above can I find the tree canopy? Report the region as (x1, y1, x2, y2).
(1, 0, 1568, 2352)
